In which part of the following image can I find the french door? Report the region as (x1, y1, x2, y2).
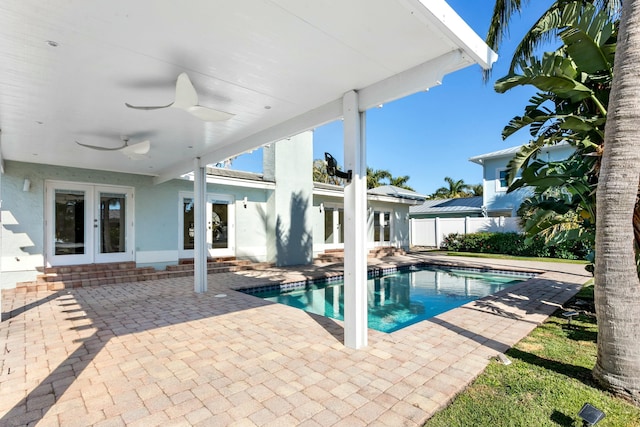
(323, 206, 344, 249)
(179, 192, 235, 258)
(373, 210, 392, 246)
(45, 181, 134, 266)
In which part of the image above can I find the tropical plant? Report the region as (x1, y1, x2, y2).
(486, 0, 621, 77)
(592, 0, 640, 404)
(366, 167, 392, 189)
(488, 0, 640, 404)
(469, 183, 484, 197)
(431, 177, 471, 199)
(494, 2, 615, 257)
(388, 175, 414, 191)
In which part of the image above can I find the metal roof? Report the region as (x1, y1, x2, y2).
(469, 143, 571, 165)
(409, 196, 483, 214)
(366, 185, 427, 201)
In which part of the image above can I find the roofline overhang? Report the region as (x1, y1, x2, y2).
(314, 187, 424, 205)
(180, 173, 276, 190)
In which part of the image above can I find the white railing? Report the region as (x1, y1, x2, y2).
(410, 217, 522, 248)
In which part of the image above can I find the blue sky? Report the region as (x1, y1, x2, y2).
(232, 0, 557, 195)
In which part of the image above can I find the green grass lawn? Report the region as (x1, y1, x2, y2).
(424, 283, 640, 427)
(444, 251, 590, 264)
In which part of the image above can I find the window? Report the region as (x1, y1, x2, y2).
(496, 168, 508, 191)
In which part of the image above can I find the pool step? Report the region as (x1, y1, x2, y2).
(316, 247, 406, 263)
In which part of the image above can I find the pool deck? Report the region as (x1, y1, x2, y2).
(0, 253, 591, 426)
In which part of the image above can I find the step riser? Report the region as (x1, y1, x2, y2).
(16, 260, 271, 292)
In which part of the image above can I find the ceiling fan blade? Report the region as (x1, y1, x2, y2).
(125, 102, 173, 110)
(122, 140, 151, 155)
(76, 141, 126, 151)
(187, 106, 235, 122)
(173, 72, 199, 109)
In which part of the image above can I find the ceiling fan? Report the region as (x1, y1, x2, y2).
(125, 72, 235, 122)
(76, 135, 150, 160)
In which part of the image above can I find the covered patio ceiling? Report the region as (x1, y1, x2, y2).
(0, 0, 496, 183)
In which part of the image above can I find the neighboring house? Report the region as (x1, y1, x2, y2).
(469, 144, 575, 217)
(0, 132, 423, 289)
(409, 196, 483, 219)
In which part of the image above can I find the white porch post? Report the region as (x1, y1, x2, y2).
(193, 158, 207, 293)
(343, 90, 368, 349)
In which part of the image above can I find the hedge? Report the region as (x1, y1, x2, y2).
(440, 232, 589, 260)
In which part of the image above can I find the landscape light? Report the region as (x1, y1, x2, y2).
(578, 403, 605, 426)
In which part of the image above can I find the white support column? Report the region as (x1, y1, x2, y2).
(193, 158, 207, 293)
(343, 90, 368, 349)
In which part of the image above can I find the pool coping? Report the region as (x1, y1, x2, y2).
(234, 260, 543, 296)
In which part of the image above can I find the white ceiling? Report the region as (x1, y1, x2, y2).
(0, 0, 496, 183)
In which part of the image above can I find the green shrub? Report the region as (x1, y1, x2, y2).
(441, 232, 587, 260)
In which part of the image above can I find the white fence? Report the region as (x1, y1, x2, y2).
(410, 217, 522, 248)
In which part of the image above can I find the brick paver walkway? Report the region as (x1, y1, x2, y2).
(0, 253, 590, 426)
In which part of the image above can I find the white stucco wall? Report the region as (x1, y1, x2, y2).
(482, 145, 575, 216)
(263, 131, 314, 266)
(0, 161, 273, 288)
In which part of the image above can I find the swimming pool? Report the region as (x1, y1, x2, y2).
(243, 266, 534, 333)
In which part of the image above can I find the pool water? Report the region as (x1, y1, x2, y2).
(247, 266, 532, 333)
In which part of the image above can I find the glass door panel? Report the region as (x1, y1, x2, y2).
(324, 210, 334, 244)
(99, 192, 126, 254)
(383, 212, 391, 242)
(54, 189, 87, 256)
(183, 198, 195, 250)
(210, 203, 228, 249)
(323, 208, 344, 247)
(373, 211, 381, 242)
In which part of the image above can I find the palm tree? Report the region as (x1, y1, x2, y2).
(366, 167, 392, 189)
(432, 177, 470, 199)
(469, 183, 483, 197)
(388, 175, 414, 191)
(488, 0, 640, 403)
(592, 0, 640, 404)
(486, 0, 620, 76)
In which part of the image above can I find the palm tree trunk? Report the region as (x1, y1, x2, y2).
(593, 0, 640, 404)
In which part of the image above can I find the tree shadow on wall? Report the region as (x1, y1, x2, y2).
(275, 191, 313, 266)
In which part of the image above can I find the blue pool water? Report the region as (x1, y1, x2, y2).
(245, 266, 532, 333)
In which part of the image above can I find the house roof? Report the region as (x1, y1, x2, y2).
(206, 167, 270, 183)
(468, 143, 571, 165)
(313, 182, 426, 204)
(366, 185, 427, 201)
(0, 1, 496, 183)
(409, 196, 483, 214)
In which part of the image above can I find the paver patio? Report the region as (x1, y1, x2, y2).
(0, 253, 591, 426)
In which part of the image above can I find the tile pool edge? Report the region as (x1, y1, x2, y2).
(234, 262, 540, 296)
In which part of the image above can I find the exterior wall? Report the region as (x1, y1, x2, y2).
(1, 135, 413, 289)
(312, 195, 412, 254)
(482, 145, 575, 216)
(0, 160, 272, 288)
(369, 201, 411, 249)
(263, 132, 313, 266)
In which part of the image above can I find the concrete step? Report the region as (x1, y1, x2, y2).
(15, 259, 272, 293)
